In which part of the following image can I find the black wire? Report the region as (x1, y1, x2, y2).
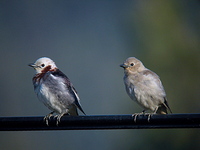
(0, 114, 200, 131)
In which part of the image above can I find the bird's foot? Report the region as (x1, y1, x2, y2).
(44, 111, 55, 126)
(143, 113, 156, 122)
(54, 113, 68, 126)
(144, 113, 153, 122)
(132, 112, 145, 123)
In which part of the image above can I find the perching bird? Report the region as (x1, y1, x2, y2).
(120, 57, 172, 120)
(29, 57, 85, 125)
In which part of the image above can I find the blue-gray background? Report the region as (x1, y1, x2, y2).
(0, 0, 200, 150)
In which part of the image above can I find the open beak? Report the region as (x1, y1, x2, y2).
(120, 64, 129, 68)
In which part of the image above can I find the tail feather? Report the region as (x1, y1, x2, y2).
(156, 104, 168, 114)
(156, 97, 172, 114)
(74, 100, 86, 115)
(163, 97, 172, 113)
(68, 105, 79, 116)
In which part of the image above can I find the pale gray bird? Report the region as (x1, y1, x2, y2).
(29, 57, 85, 125)
(120, 57, 172, 120)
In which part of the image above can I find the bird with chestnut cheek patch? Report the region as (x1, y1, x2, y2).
(29, 57, 86, 126)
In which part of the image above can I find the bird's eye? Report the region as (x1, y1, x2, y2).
(41, 64, 45, 67)
(130, 63, 134, 66)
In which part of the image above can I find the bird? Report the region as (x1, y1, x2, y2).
(29, 57, 86, 125)
(120, 57, 172, 121)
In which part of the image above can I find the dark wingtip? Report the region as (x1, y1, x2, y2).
(163, 97, 172, 114)
(79, 106, 86, 115)
(74, 100, 86, 115)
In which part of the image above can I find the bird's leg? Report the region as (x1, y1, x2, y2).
(153, 106, 158, 114)
(132, 110, 146, 123)
(44, 111, 55, 126)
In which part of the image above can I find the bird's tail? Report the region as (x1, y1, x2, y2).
(69, 104, 86, 116)
(157, 97, 172, 114)
(156, 104, 168, 114)
(68, 105, 79, 116)
(74, 100, 86, 115)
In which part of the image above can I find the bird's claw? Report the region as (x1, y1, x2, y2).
(54, 115, 61, 126)
(146, 113, 152, 122)
(142, 113, 154, 122)
(132, 112, 145, 123)
(132, 111, 154, 123)
(44, 111, 54, 126)
(54, 113, 67, 126)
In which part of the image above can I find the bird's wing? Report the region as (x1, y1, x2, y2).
(71, 86, 86, 115)
(141, 69, 166, 96)
(163, 97, 172, 113)
(142, 70, 163, 89)
(142, 70, 172, 113)
(52, 69, 86, 115)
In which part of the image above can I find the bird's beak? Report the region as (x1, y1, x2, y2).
(120, 64, 129, 68)
(28, 63, 36, 68)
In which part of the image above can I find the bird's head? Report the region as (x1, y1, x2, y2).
(29, 57, 57, 74)
(120, 57, 145, 73)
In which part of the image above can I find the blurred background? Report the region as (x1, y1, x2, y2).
(0, 0, 200, 150)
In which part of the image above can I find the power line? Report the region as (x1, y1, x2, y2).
(0, 114, 200, 131)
